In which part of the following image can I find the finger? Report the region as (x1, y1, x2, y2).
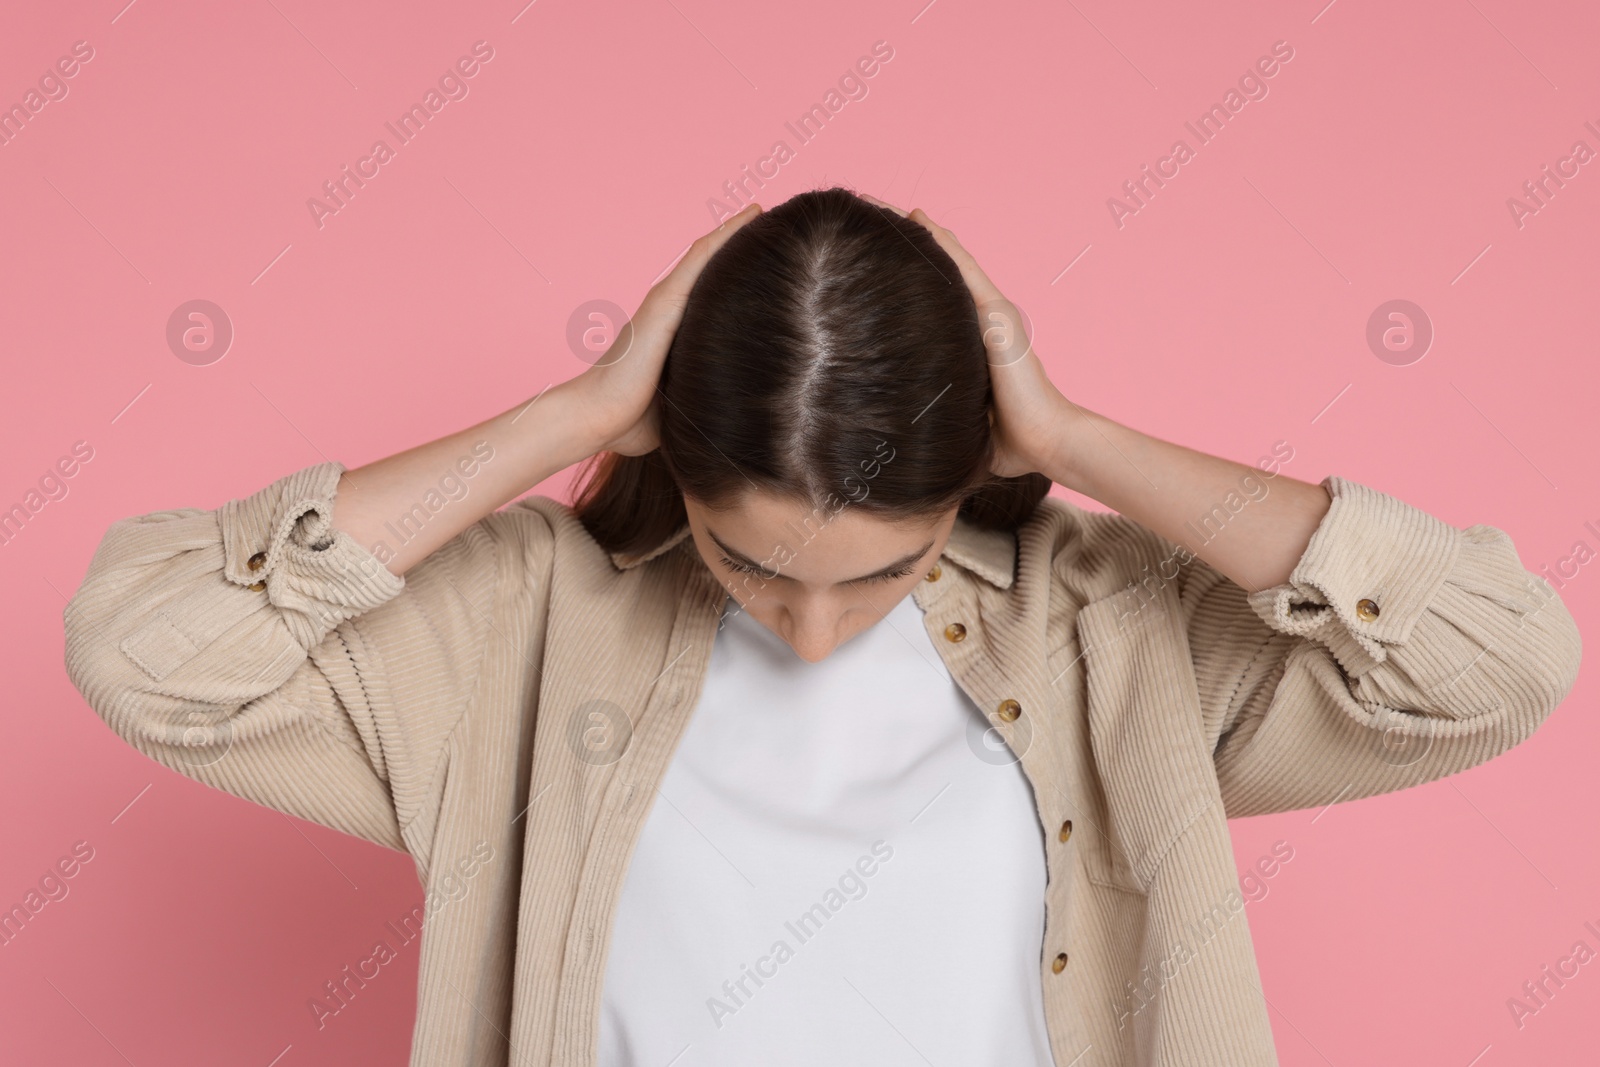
(909, 207, 1006, 305)
(858, 191, 909, 218)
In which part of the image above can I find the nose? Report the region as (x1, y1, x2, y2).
(782, 603, 844, 663)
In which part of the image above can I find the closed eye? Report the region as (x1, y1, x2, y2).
(717, 555, 917, 585)
(858, 563, 918, 584)
(718, 555, 779, 580)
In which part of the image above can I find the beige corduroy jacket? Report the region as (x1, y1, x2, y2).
(63, 459, 1582, 1066)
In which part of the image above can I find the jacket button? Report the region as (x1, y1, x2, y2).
(1051, 952, 1068, 974)
(1058, 820, 1073, 843)
(925, 563, 942, 582)
(1356, 598, 1380, 622)
(944, 622, 967, 643)
(247, 552, 267, 572)
(996, 698, 1021, 722)
(248, 580, 267, 592)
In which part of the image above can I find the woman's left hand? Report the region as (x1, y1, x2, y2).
(859, 193, 1072, 481)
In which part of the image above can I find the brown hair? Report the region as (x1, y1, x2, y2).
(572, 186, 1051, 557)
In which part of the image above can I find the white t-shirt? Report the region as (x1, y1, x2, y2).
(597, 591, 1058, 1066)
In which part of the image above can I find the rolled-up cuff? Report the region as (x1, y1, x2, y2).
(1246, 475, 1461, 674)
(217, 460, 405, 649)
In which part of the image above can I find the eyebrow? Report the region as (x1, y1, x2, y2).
(705, 526, 936, 585)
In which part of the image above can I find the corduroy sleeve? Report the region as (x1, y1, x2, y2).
(1178, 475, 1582, 818)
(62, 460, 549, 854)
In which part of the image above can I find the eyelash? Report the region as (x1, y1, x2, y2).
(717, 555, 917, 585)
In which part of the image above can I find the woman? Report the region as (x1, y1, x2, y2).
(64, 188, 1581, 1066)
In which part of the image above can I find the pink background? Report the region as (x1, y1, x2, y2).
(3, 0, 1596, 1063)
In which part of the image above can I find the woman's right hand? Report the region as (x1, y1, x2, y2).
(325, 204, 763, 577)
(566, 202, 764, 458)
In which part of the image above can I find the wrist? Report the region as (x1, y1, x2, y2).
(543, 379, 617, 463)
(496, 380, 610, 476)
(1041, 399, 1104, 494)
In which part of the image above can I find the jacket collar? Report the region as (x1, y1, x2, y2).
(607, 511, 1017, 590)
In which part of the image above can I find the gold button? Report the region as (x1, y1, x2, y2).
(1356, 598, 1380, 622)
(1051, 952, 1068, 974)
(944, 622, 967, 643)
(247, 552, 267, 572)
(996, 698, 1021, 723)
(1058, 820, 1073, 843)
(248, 580, 267, 592)
(925, 563, 942, 582)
